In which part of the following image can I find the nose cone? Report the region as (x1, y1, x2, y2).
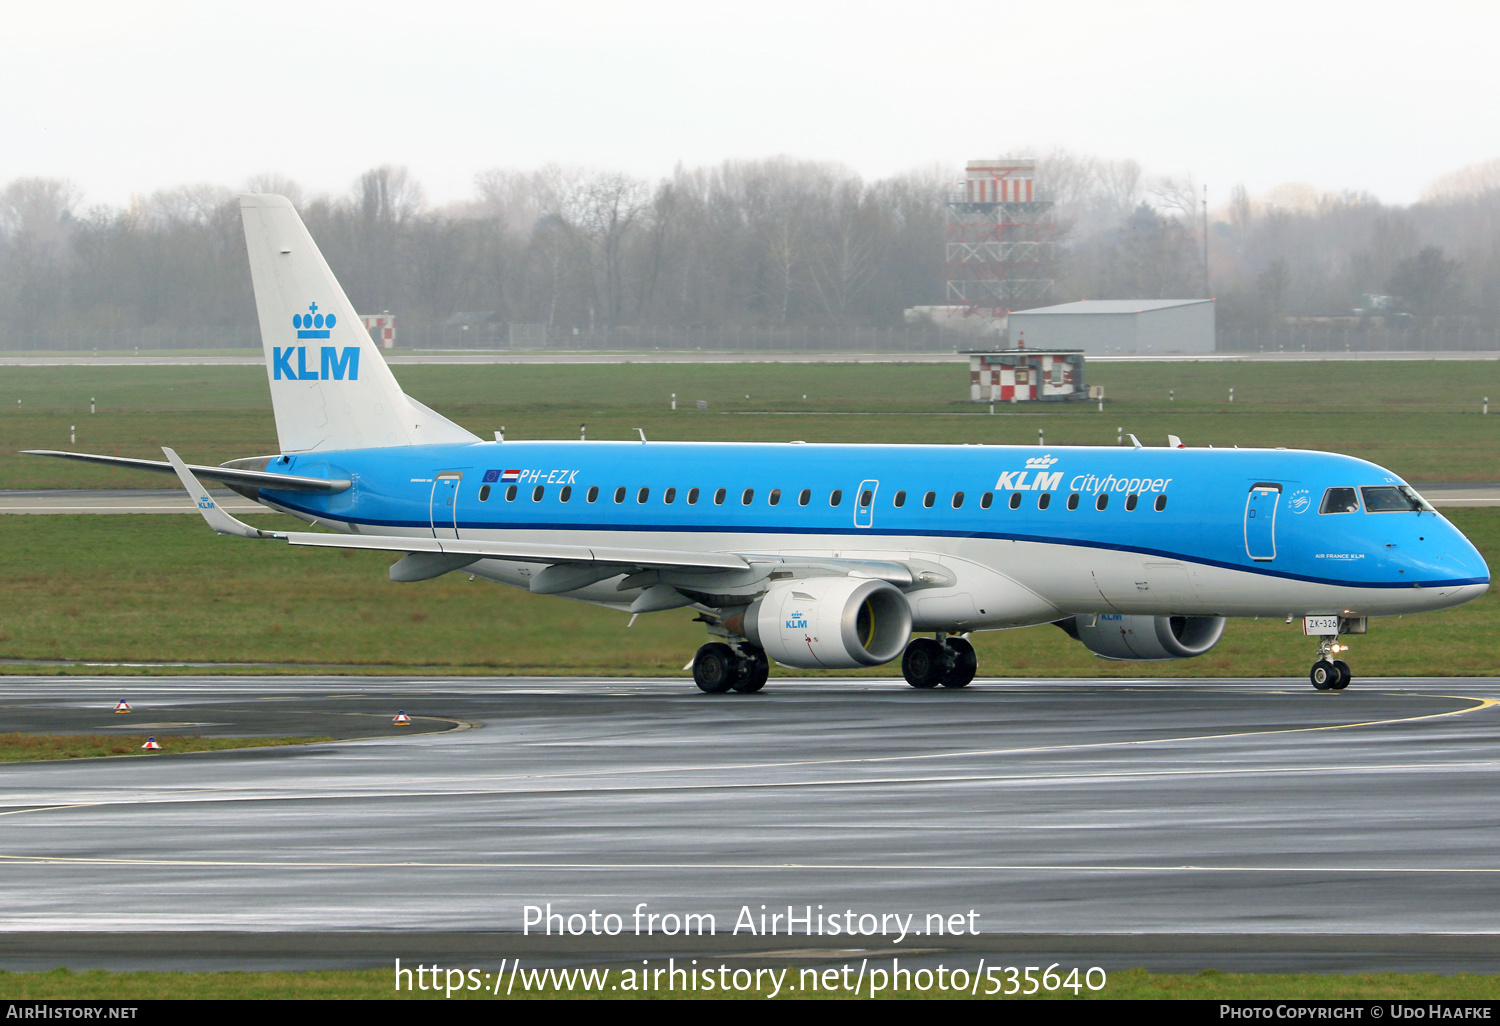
(1442, 521, 1491, 586)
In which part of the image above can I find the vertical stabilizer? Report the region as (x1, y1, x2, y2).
(239, 194, 478, 453)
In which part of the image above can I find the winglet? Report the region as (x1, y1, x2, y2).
(162, 447, 281, 540)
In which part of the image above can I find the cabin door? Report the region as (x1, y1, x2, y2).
(1244, 482, 1282, 562)
(430, 472, 462, 539)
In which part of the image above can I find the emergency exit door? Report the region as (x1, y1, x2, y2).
(854, 479, 879, 528)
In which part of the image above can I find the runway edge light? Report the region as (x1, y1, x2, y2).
(393, 711, 412, 725)
(141, 737, 161, 751)
(114, 700, 131, 714)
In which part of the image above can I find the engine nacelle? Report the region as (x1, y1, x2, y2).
(1062, 613, 1226, 661)
(739, 577, 912, 669)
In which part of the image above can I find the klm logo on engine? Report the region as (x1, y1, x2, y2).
(273, 346, 360, 381)
(785, 610, 809, 630)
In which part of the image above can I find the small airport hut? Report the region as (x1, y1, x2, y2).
(1006, 299, 1215, 354)
(966, 348, 1087, 402)
(361, 312, 396, 349)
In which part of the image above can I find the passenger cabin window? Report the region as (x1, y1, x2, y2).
(1037, 492, 1050, 510)
(1066, 493, 1079, 510)
(1096, 493, 1109, 510)
(768, 489, 781, 506)
(952, 492, 965, 508)
(664, 487, 676, 504)
(586, 485, 599, 503)
(478, 484, 491, 502)
(1154, 494, 1167, 512)
(1361, 485, 1431, 512)
(637, 487, 650, 503)
(614, 486, 626, 503)
(742, 488, 754, 505)
(798, 489, 811, 506)
(980, 492, 992, 509)
(1125, 493, 1138, 511)
(1008, 492, 1022, 510)
(687, 487, 700, 504)
(505, 485, 517, 501)
(714, 488, 726, 505)
(560, 485, 572, 502)
(860, 489, 873, 507)
(1320, 487, 1359, 514)
(923, 491, 936, 508)
(533, 485, 545, 501)
(894, 490, 907, 508)
(829, 489, 843, 506)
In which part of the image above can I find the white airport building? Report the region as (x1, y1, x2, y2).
(1007, 299, 1215, 354)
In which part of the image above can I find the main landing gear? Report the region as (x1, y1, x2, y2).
(901, 634, 977, 689)
(693, 642, 770, 694)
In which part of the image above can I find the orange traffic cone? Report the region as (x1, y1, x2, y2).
(393, 711, 412, 725)
(114, 700, 132, 714)
(141, 737, 161, 751)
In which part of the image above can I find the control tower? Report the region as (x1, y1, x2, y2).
(945, 158, 1056, 320)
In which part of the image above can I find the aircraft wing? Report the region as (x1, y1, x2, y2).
(23, 449, 350, 493)
(159, 447, 748, 573)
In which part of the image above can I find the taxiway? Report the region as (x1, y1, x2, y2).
(0, 675, 1497, 973)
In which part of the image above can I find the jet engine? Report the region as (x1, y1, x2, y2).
(1059, 614, 1226, 660)
(733, 577, 912, 669)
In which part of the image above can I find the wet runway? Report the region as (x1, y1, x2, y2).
(1, 675, 1498, 973)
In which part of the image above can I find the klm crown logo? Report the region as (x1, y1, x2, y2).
(293, 301, 336, 339)
(1024, 454, 1059, 470)
(275, 301, 360, 381)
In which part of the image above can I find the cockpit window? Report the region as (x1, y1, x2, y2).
(1361, 485, 1430, 513)
(1319, 487, 1359, 514)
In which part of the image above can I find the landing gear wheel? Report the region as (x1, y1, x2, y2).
(902, 638, 946, 689)
(693, 643, 735, 693)
(1310, 661, 1337, 690)
(1330, 660, 1352, 690)
(940, 637, 977, 688)
(731, 646, 769, 694)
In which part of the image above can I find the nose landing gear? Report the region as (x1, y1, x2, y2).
(1309, 634, 1352, 691)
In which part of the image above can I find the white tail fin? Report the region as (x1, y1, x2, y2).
(239, 194, 478, 453)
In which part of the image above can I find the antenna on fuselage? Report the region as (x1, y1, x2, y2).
(636, 428, 648, 443)
(1128, 434, 1142, 448)
(1167, 434, 1184, 448)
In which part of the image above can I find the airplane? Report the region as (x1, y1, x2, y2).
(25, 194, 1491, 694)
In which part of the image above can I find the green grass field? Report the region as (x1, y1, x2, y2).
(0, 732, 332, 761)
(1, 360, 1497, 677)
(2, 360, 1498, 488)
(0, 509, 1495, 677)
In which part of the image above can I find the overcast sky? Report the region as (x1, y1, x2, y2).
(3, 0, 1496, 211)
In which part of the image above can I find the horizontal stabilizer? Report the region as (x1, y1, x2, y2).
(22, 450, 350, 493)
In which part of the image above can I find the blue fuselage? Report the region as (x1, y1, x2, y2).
(256, 441, 1488, 619)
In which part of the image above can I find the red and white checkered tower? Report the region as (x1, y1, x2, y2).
(945, 158, 1055, 327)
